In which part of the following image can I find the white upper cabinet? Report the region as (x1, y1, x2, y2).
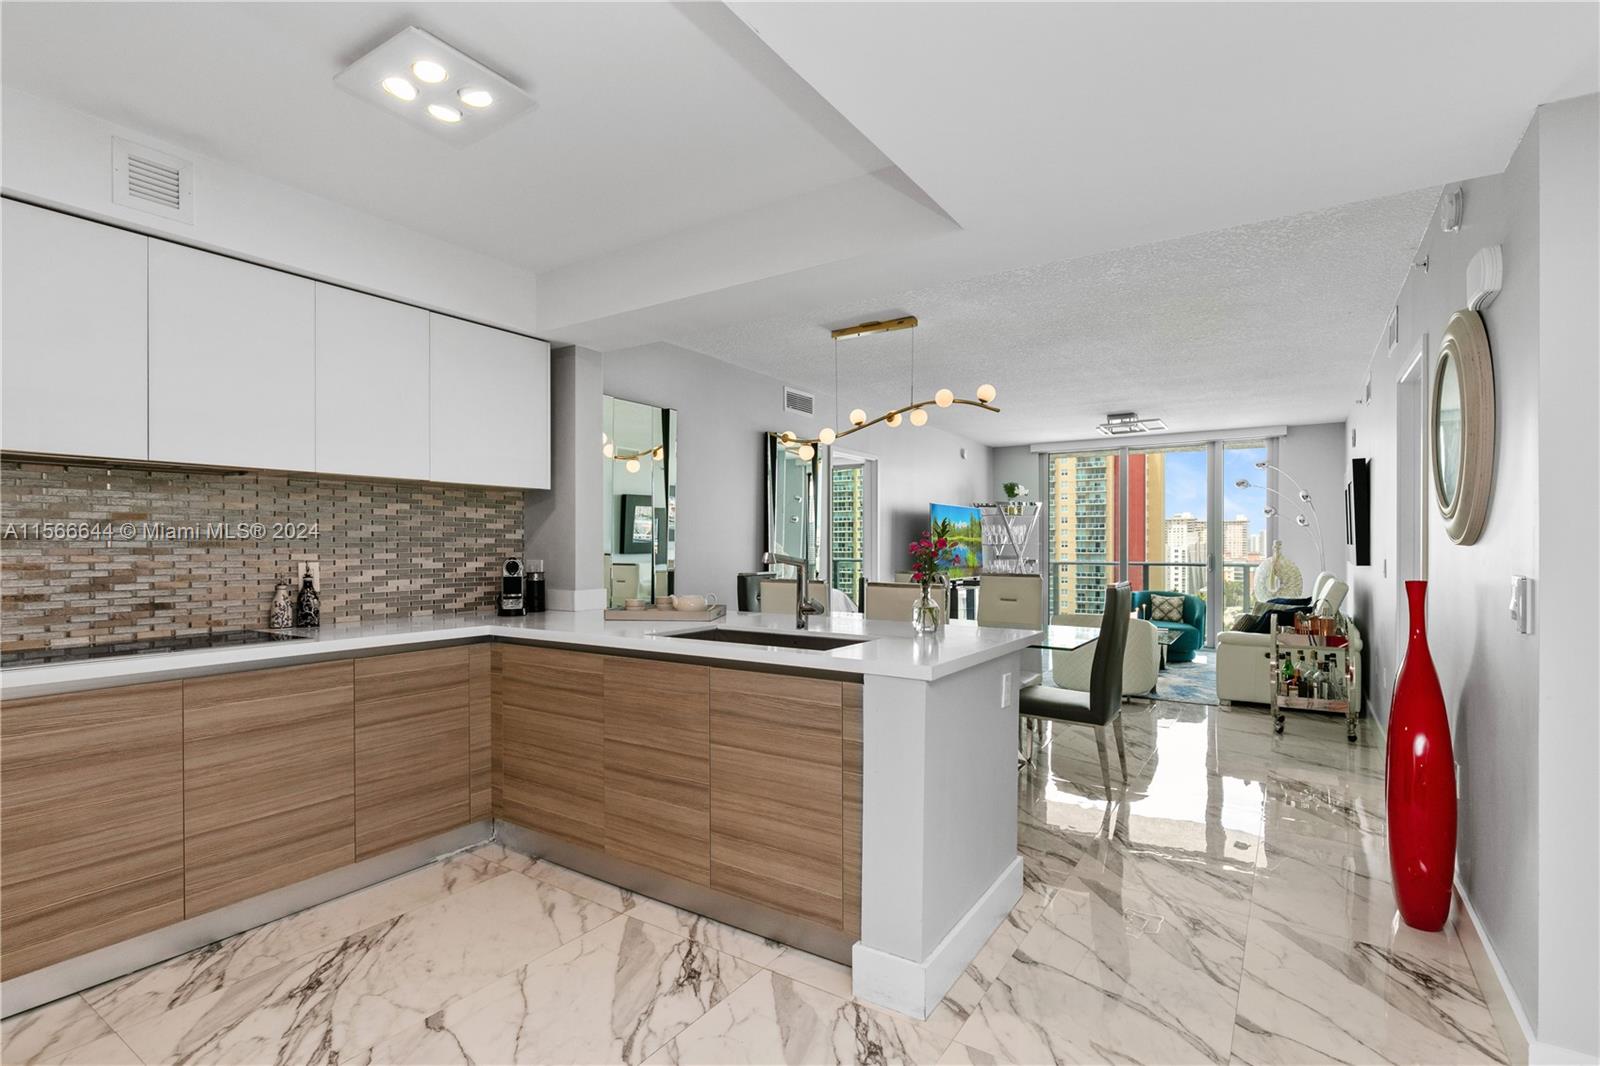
(428, 314, 550, 489)
(313, 284, 430, 481)
(1, 199, 150, 460)
(148, 240, 315, 472)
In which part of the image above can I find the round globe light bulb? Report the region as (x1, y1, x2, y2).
(1295, 514, 1310, 527)
(886, 411, 903, 428)
(427, 104, 462, 124)
(625, 458, 641, 474)
(457, 88, 494, 109)
(934, 388, 954, 408)
(818, 427, 836, 445)
(797, 444, 816, 461)
(976, 383, 997, 404)
(1264, 506, 1277, 517)
(779, 430, 796, 443)
(1234, 478, 1249, 488)
(909, 408, 929, 427)
(381, 77, 418, 102)
(602, 442, 615, 458)
(653, 446, 664, 460)
(848, 409, 867, 427)
(412, 59, 448, 84)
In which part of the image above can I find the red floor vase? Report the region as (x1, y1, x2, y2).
(1386, 579, 1457, 930)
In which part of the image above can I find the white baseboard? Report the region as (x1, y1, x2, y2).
(851, 856, 1023, 1019)
(1530, 1041, 1599, 1065)
(1453, 880, 1536, 1064)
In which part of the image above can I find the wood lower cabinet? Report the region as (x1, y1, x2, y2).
(468, 644, 493, 820)
(183, 661, 355, 915)
(0, 681, 184, 979)
(709, 670, 846, 927)
(353, 648, 470, 860)
(842, 683, 863, 939)
(603, 658, 711, 886)
(495, 645, 606, 848)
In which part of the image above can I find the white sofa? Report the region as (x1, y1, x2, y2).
(1048, 612, 1160, 697)
(1215, 573, 1363, 706)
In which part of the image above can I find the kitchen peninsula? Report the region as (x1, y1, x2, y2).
(0, 610, 1038, 1021)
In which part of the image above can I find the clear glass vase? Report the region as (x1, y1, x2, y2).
(911, 584, 944, 634)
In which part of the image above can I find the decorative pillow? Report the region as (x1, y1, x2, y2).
(1230, 612, 1259, 632)
(1149, 594, 1186, 623)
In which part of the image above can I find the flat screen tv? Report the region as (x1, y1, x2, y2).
(1345, 458, 1371, 566)
(929, 503, 983, 578)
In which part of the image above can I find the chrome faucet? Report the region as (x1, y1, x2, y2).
(765, 452, 824, 629)
(769, 551, 825, 629)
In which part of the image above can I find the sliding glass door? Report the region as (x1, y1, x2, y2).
(1046, 451, 1120, 618)
(1045, 436, 1271, 644)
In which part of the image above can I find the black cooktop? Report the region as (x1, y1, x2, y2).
(1, 629, 311, 669)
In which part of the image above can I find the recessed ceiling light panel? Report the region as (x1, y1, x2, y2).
(334, 26, 534, 146)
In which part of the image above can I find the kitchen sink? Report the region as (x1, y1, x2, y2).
(671, 627, 868, 651)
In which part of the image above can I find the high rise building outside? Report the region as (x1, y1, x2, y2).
(830, 464, 864, 602)
(1047, 451, 1165, 615)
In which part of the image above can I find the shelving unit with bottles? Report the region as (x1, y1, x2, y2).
(1268, 621, 1358, 742)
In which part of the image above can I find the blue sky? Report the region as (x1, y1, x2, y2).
(1156, 447, 1267, 534)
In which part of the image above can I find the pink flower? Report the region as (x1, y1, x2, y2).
(936, 538, 948, 549)
(911, 571, 925, 583)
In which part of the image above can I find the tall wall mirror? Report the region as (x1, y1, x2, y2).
(603, 396, 677, 606)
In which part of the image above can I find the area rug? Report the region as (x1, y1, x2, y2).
(1140, 650, 1218, 705)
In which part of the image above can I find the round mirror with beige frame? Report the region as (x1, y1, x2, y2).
(1431, 309, 1495, 544)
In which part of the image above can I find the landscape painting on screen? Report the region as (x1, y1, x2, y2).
(929, 503, 983, 578)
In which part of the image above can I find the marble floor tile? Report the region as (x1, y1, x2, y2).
(957, 868, 1248, 1065)
(936, 1040, 1002, 1065)
(1230, 914, 1506, 1065)
(114, 869, 617, 1065)
(766, 946, 853, 998)
(13, 1031, 143, 1066)
(1069, 831, 1258, 922)
(0, 996, 115, 1066)
(356, 915, 760, 1065)
(83, 849, 504, 1031)
(645, 970, 949, 1066)
(518, 859, 787, 967)
(467, 839, 541, 875)
(1265, 770, 1387, 844)
(1252, 834, 1401, 943)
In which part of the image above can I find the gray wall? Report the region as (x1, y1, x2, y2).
(1344, 95, 1598, 1055)
(1277, 422, 1348, 583)
(526, 346, 605, 609)
(1531, 94, 1598, 1059)
(601, 342, 993, 607)
(1348, 120, 1542, 1036)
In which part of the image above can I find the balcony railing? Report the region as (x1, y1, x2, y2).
(1048, 559, 1261, 634)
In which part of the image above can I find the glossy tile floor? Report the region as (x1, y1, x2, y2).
(2, 701, 1507, 1065)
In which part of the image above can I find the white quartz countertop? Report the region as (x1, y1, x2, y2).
(0, 610, 1043, 697)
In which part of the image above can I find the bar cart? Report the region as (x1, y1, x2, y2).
(1268, 619, 1358, 742)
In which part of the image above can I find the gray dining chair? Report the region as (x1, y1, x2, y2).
(1018, 582, 1132, 799)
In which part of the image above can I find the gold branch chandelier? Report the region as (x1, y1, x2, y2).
(778, 316, 999, 461)
(601, 435, 663, 474)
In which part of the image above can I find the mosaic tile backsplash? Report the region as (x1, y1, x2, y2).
(1, 460, 525, 652)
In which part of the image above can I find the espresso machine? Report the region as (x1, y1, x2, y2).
(498, 558, 525, 616)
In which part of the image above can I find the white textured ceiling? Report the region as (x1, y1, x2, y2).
(0, 1, 912, 273)
(2, 0, 1592, 436)
(659, 188, 1441, 447)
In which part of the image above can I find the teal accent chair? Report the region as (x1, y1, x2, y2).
(1130, 590, 1205, 663)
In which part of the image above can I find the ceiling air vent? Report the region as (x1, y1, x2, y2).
(783, 387, 815, 416)
(112, 137, 194, 224)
